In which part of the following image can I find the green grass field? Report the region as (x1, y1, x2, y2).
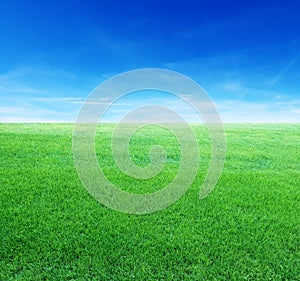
(0, 123, 299, 280)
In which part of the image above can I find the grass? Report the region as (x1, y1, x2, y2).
(0, 123, 299, 280)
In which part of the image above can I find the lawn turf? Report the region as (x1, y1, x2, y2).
(0, 123, 299, 280)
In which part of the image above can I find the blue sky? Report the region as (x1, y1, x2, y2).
(0, 0, 300, 122)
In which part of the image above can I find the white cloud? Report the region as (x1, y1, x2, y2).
(215, 99, 300, 123)
(37, 97, 85, 103)
(0, 63, 299, 123)
(1, 97, 299, 123)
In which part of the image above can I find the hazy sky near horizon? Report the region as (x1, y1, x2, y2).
(0, 0, 300, 122)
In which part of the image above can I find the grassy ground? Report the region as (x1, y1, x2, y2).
(0, 123, 299, 280)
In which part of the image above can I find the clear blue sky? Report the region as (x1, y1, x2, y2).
(0, 0, 300, 122)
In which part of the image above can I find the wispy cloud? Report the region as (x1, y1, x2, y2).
(215, 99, 300, 123)
(270, 53, 300, 86)
(0, 105, 75, 123)
(36, 97, 85, 103)
(1, 49, 299, 123)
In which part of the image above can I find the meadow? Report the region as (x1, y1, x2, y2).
(0, 123, 299, 280)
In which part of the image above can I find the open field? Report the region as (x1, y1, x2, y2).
(0, 123, 299, 280)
